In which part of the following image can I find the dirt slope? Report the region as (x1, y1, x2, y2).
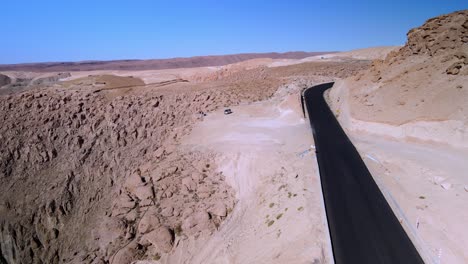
(329, 10, 468, 147)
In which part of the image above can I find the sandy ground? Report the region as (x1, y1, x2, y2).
(61, 67, 218, 84)
(267, 46, 398, 68)
(173, 93, 333, 263)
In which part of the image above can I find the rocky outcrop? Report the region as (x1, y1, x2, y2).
(30, 72, 71, 86)
(0, 74, 11, 87)
(0, 72, 72, 95)
(328, 10, 468, 148)
(0, 87, 241, 263)
(388, 10, 467, 59)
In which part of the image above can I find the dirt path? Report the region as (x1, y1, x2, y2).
(169, 92, 333, 263)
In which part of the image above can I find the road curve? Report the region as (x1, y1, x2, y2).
(303, 82, 424, 264)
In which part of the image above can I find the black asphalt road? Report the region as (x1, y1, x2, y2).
(303, 82, 424, 264)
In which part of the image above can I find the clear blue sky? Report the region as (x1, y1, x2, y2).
(1, 1, 466, 64)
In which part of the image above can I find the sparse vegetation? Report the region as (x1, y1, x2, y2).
(174, 224, 183, 236)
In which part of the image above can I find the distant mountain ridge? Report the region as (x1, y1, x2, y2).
(0, 51, 335, 72)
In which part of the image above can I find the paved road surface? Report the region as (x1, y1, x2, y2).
(303, 82, 424, 264)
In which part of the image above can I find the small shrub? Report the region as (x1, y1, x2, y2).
(174, 224, 183, 236)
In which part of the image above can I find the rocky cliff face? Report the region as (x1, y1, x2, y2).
(383, 9, 468, 76)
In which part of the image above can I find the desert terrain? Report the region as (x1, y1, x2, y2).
(0, 9, 467, 264)
(0, 51, 369, 264)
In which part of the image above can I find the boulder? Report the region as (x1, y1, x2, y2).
(143, 226, 174, 253)
(182, 211, 211, 232)
(124, 172, 144, 191)
(210, 202, 227, 217)
(138, 214, 160, 234)
(133, 185, 154, 201)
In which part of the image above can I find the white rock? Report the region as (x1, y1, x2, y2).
(441, 182, 452, 190)
(431, 176, 446, 185)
